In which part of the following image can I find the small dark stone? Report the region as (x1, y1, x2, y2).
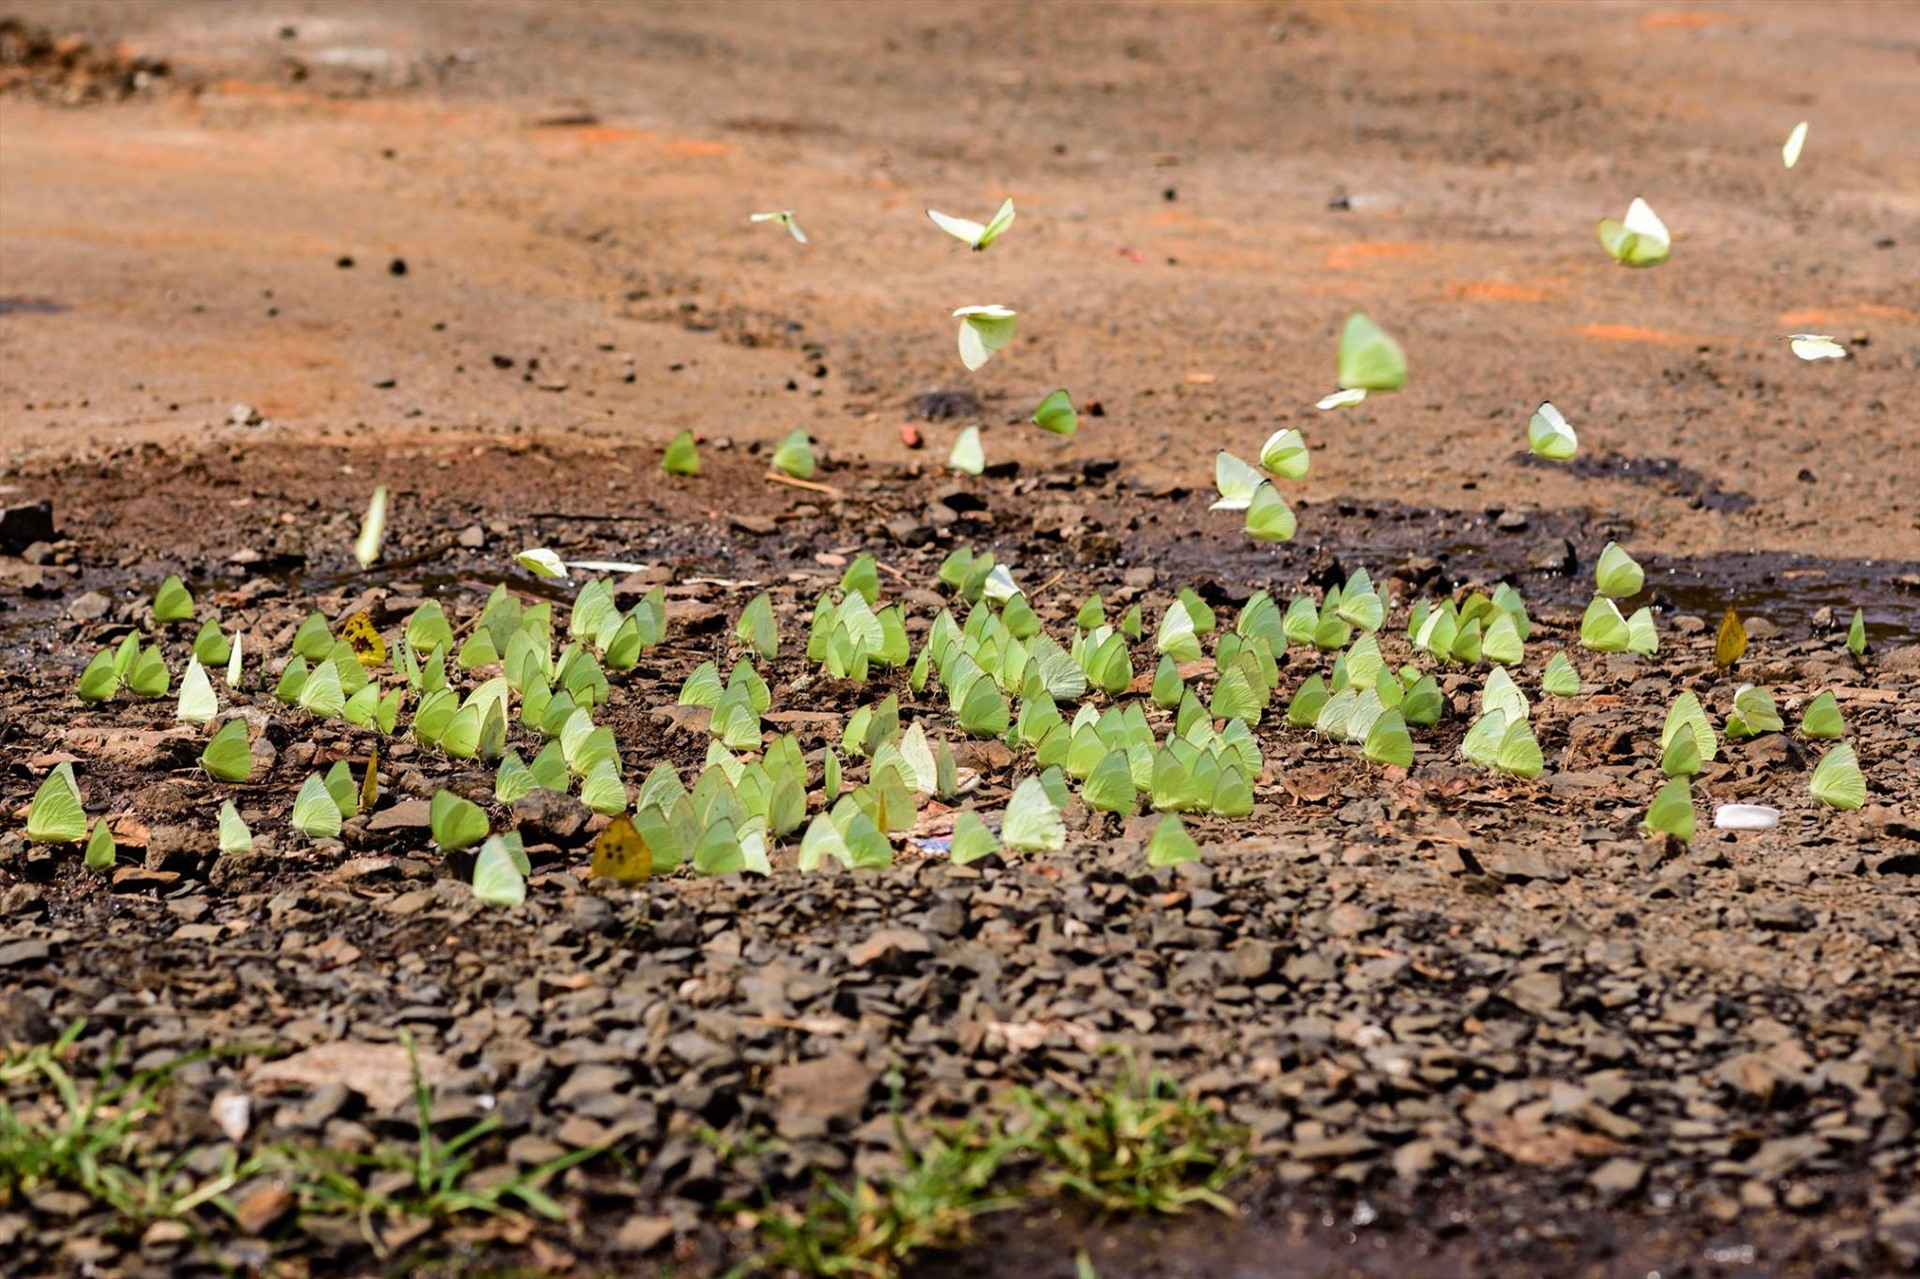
(512, 791, 593, 846)
(0, 501, 55, 553)
(388, 258, 408, 276)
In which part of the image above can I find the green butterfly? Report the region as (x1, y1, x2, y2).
(1244, 485, 1297, 543)
(1363, 708, 1414, 768)
(927, 197, 1015, 251)
(1594, 542, 1644, 598)
(1260, 428, 1309, 480)
(176, 658, 218, 725)
(1148, 813, 1202, 867)
(1527, 402, 1577, 461)
(749, 209, 807, 244)
(662, 429, 700, 476)
(1002, 777, 1064, 853)
(1541, 651, 1579, 697)
(949, 425, 985, 475)
(1800, 690, 1844, 739)
(291, 774, 343, 839)
(771, 429, 815, 479)
(1643, 777, 1695, 843)
(1809, 743, 1864, 810)
(953, 305, 1017, 371)
(1336, 310, 1407, 393)
(1031, 388, 1077, 436)
(153, 574, 195, 624)
(472, 834, 529, 908)
(201, 719, 253, 782)
(26, 762, 87, 843)
(430, 790, 490, 851)
(1596, 197, 1670, 267)
(217, 800, 254, 855)
(84, 818, 116, 871)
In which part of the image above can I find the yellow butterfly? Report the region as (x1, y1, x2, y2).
(360, 743, 380, 812)
(590, 813, 652, 884)
(341, 610, 387, 669)
(1714, 607, 1747, 669)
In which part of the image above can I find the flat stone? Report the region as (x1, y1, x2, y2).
(847, 927, 932, 971)
(67, 590, 113, 622)
(768, 1053, 876, 1139)
(1589, 1157, 1645, 1196)
(1505, 972, 1564, 1016)
(1485, 848, 1568, 883)
(367, 800, 432, 831)
(612, 1215, 675, 1254)
(231, 1183, 294, 1236)
(0, 941, 50, 969)
(512, 791, 593, 845)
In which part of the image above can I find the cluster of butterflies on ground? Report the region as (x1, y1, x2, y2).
(17, 119, 1875, 890)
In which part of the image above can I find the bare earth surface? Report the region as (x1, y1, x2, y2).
(2, 2, 1919, 1276)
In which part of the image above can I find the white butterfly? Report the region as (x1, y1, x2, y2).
(749, 210, 807, 244)
(927, 198, 1015, 251)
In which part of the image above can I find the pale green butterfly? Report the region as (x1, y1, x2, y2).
(1460, 709, 1509, 768)
(430, 789, 490, 851)
(1809, 743, 1865, 810)
(290, 773, 342, 839)
(1002, 776, 1065, 852)
(953, 305, 1017, 371)
(26, 761, 86, 843)
(1337, 310, 1407, 392)
(1541, 650, 1579, 697)
(472, 834, 528, 908)
(1084, 750, 1137, 815)
(951, 809, 1001, 865)
(1847, 607, 1866, 656)
(84, 819, 116, 871)
(949, 425, 986, 475)
(1211, 451, 1264, 510)
(1245, 485, 1297, 543)
(354, 486, 388, 568)
(225, 630, 244, 688)
(1031, 388, 1078, 436)
(1625, 607, 1658, 655)
(1260, 428, 1309, 479)
(663, 429, 700, 476)
(1493, 718, 1543, 779)
(1363, 708, 1415, 768)
(927, 197, 1015, 251)
(1643, 777, 1695, 843)
(749, 210, 807, 244)
(1787, 334, 1845, 361)
(1597, 197, 1670, 267)
(217, 800, 254, 855)
(771, 429, 815, 479)
(1148, 813, 1202, 867)
(201, 718, 253, 783)
(77, 650, 119, 702)
(1481, 667, 1530, 724)
(1800, 690, 1844, 739)
(1527, 402, 1577, 461)
(1782, 120, 1808, 170)
(1725, 684, 1783, 739)
(1661, 691, 1717, 766)
(297, 659, 346, 719)
(516, 547, 568, 580)
(176, 657, 218, 725)
(1595, 542, 1644, 598)
(1156, 599, 1204, 662)
(582, 759, 628, 814)
(153, 574, 195, 624)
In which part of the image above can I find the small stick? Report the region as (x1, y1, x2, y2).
(764, 471, 845, 499)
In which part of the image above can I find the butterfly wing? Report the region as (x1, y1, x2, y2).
(927, 209, 988, 247)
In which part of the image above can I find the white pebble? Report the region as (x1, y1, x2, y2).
(1714, 804, 1780, 831)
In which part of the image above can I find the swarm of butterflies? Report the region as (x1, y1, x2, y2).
(22, 119, 1875, 900)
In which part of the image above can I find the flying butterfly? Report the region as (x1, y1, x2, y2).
(749, 210, 808, 244)
(1597, 197, 1670, 267)
(927, 197, 1016, 252)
